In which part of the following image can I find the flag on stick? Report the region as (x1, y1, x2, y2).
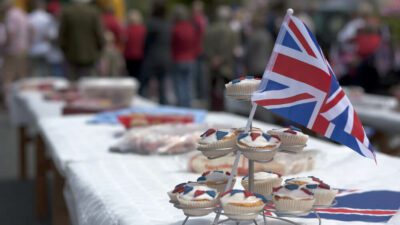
(252, 9, 375, 160)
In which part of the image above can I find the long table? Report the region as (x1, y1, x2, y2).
(38, 113, 400, 225)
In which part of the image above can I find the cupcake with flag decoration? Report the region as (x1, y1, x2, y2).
(197, 128, 237, 158)
(167, 182, 199, 203)
(220, 189, 267, 220)
(197, 170, 235, 193)
(285, 176, 338, 206)
(267, 126, 308, 152)
(241, 171, 282, 198)
(177, 184, 219, 216)
(272, 184, 315, 212)
(237, 130, 281, 161)
(225, 76, 262, 100)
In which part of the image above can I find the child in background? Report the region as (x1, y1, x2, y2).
(98, 31, 125, 77)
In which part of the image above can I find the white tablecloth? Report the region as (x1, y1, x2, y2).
(37, 111, 400, 225)
(65, 151, 400, 225)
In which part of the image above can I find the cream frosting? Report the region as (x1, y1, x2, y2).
(225, 78, 261, 86)
(243, 171, 280, 181)
(285, 177, 333, 190)
(273, 186, 314, 200)
(268, 126, 308, 138)
(237, 131, 280, 148)
(179, 185, 218, 201)
(220, 190, 266, 205)
(198, 128, 236, 144)
(197, 171, 230, 183)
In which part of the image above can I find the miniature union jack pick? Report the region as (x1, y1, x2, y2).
(252, 9, 375, 160)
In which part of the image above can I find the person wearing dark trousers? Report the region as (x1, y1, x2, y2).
(139, 1, 170, 104)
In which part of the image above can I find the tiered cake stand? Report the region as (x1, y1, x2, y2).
(171, 93, 325, 225)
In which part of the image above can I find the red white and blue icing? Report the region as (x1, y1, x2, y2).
(172, 181, 198, 193)
(242, 171, 281, 181)
(268, 126, 307, 136)
(273, 185, 314, 200)
(197, 170, 231, 183)
(228, 76, 262, 85)
(285, 176, 332, 190)
(179, 185, 218, 200)
(237, 131, 280, 148)
(220, 189, 268, 204)
(199, 128, 235, 144)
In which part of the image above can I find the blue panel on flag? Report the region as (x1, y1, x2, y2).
(331, 106, 349, 130)
(328, 76, 340, 97)
(264, 80, 289, 91)
(270, 101, 316, 125)
(304, 23, 322, 56)
(303, 190, 400, 222)
(331, 128, 362, 156)
(282, 31, 301, 52)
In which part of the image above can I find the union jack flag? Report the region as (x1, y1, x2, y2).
(252, 9, 375, 159)
(265, 190, 400, 223)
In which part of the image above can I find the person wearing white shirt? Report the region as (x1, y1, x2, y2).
(28, 0, 52, 77)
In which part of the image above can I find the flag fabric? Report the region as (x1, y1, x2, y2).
(265, 190, 400, 223)
(251, 9, 375, 159)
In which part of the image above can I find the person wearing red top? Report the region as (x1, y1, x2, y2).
(101, 7, 123, 50)
(171, 5, 197, 107)
(124, 10, 146, 79)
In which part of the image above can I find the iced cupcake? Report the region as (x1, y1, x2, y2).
(220, 189, 267, 220)
(197, 170, 235, 193)
(267, 126, 308, 152)
(241, 171, 282, 198)
(177, 184, 219, 216)
(167, 182, 198, 203)
(237, 131, 281, 161)
(285, 176, 338, 206)
(197, 128, 237, 158)
(225, 76, 262, 100)
(272, 184, 315, 212)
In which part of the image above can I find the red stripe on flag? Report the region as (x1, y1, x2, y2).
(351, 110, 365, 142)
(316, 208, 397, 215)
(255, 93, 314, 106)
(288, 19, 317, 58)
(321, 90, 345, 113)
(272, 54, 330, 92)
(312, 114, 330, 135)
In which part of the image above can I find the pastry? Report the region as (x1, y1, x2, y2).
(197, 128, 237, 158)
(220, 189, 267, 220)
(225, 76, 262, 100)
(267, 126, 308, 152)
(197, 170, 235, 193)
(285, 176, 338, 206)
(241, 171, 282, 198)
(272, 184, 315, 212)
(237, 131, 281, 161)
(177, 184, 219, 216)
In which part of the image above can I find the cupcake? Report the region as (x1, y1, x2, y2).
(225, 76, 262, 100)
(197, 128, 237, 158)
(267, 126, 308, 152)
(167, 182, 198, 203)
(241, 171, 282, 198)
(272, 184, 315, 212)
(197, 170, 235, 193)
(177, 185, 219, 216)
(220, 189, 267, 220)
(285, 176, 338, 206)
(237, 131, 281, 162)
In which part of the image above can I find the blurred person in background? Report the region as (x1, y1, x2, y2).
(59, 0, 105, 80)
(171, 4, 196, 107)
(46, 0, 64, 77)
(0, 0, 30, 98)
(101, 5, 123, 51)
(244, 12, 273, 76)
(28, 0, 52, 77)
(191, 0, 208, 102)
(139, 1, 170, 105)
(124, 9, 146, 80)
(204, 5, 239, 110)
(338, 2, 382, 93)
(98, 31, 125, 76)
